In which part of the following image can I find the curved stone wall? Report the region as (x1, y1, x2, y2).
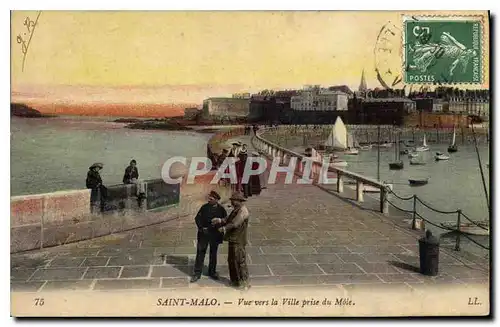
(10, 127, 245, 253)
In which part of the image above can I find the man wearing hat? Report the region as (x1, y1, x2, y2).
(211, 192, 250, 289)
(86, 163, 107, 212)
(228, 141, 242, 158)
(191, 190, 228, 283)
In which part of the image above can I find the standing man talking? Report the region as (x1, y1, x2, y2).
(191, 191, 228, 283)
(212, 192, 250, 290)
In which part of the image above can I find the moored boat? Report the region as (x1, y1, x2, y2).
(359, 144, 372, 150)
(409, 158, 426, 165)
(389, 131, 404, 170)
(447, 126, 458, 153)
(345, 148, 359, 155)
(409, 178, 429, 186)
(408, 151, 419, 158)
(441, 221, 489, 236)
(435, 152, 450, 161)
(329, 160, 348, 168)
(415, 134, 429, 152)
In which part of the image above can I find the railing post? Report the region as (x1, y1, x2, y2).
(336, 172, 344, 193)
(380, 186, 389, 215)
(455, 209, 462, 251)
(411, 195, 417, 229)
(356, 180, 364, 202)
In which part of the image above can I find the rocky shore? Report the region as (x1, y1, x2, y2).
(11, 103, 55, 118)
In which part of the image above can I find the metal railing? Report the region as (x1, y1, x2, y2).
(384, 187, 489, 252)
(252, 128, 391, 212)
(254, 127, 489, 253)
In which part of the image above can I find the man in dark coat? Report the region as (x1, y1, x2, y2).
(237, 148, 250, 197)
(212, 192, 250, 289)
(249, 151, 262, 195)
(191, 191, 228, 282)
(122, 159, 139, 184)
(86, 163, 107, 212)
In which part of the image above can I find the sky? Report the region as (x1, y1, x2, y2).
(11, 10, 490, 111)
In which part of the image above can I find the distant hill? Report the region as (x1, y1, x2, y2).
(11, 103, 45, 117)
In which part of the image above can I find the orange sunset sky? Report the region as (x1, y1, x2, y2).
(11, 11, 489, 117)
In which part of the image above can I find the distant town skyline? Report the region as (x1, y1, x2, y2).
(12, 10, 489, 115)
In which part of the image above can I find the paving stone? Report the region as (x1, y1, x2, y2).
(151, 265, 191, 278)
(356, 263, 402, 274)
(161, 277, 189, 288)
(84, 267, 121, 279)
(30, 268, 87, 281)
(268, 264, 324, 276)
(289, 239, 323, 246)
(11, 268, 36, 281)
(321, 274, 383, 284)
(81, 257, 110, 267)
(376, 274, 423, 283)
(318, 263, 366, 275)
(107, 255, 164, 266)
(360, 253, 399, 263)
(42, 280, 93, 291)
(120, 266, 151, 278)
(337, 253, 368, 264)
(94, 278, 161, 290)
(11, 281, 45, 292)
(250, 254, 296, 264)
(48, 257, 86, 268)
(314, 246, 352, 254)
(347, 245, 408, 254)
(249, 276, 281, 286)
(260, 246, 317, 254)
(154, 247, 195, 255)
(11, 257, 51, 269)
(249, 239, 295, 246)
(292, 253, 343, 264)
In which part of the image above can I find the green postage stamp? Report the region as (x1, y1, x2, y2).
(403, 15, 484, 84)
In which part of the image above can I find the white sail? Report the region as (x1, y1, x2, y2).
(451, 127, 456, 146)
(422, 134, 427, 147)
(324, 117, 347, 149)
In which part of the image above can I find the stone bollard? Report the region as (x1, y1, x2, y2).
(356, 181, 364, 202)
(337, 172, 344, 193)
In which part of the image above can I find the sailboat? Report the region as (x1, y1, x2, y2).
(415, 133, 430, 152)
(447, 126, 458, 153)
(435, 151, 450, 161)
(389, 131, 404, 170)
(324, 117, 347, 151)
(345, 133, 359, 155)
(410, 157, 426, 165)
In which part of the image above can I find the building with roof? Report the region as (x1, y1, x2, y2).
(202, 97, 250, 118)
(290, 86, 349, 111)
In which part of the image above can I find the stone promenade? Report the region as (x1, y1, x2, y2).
(11, 136, 489, 293)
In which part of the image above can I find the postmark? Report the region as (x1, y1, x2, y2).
(402, 15, 484, 84)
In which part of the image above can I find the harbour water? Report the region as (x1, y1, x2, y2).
(11, 116, 211, 196)
(288, 143, 490, 223)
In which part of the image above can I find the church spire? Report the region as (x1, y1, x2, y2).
(358, 69, 368, 92)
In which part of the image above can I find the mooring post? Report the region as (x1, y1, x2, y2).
(337, 172, 344, 193)
(356, 180, 364, 202)
(455, 210, 462, 251)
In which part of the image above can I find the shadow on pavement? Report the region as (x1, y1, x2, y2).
(388, 260, 420, 273)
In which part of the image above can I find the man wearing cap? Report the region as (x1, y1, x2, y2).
(191, 190, 228, 283)
(211, 192, 250, 289)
